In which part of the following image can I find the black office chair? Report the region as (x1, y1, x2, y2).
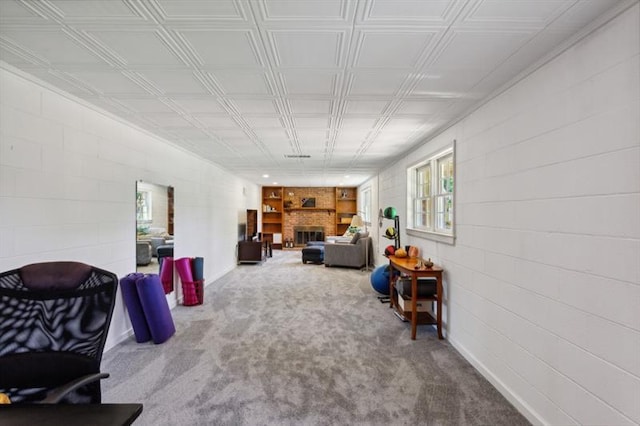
(0, 261, 118, 403)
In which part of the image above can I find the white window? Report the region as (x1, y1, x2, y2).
(136, 190, 152, 222)
(407, 142, 455, 244)
(361, 187, 372, 226)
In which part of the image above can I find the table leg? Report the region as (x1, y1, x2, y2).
(411, 275, 417, 340)
(437, 276, 443, 339)
(388, 264, 394, 309)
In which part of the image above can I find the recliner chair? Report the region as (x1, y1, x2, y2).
(0, 261, 118, 403)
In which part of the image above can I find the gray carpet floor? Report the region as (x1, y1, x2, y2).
(102, 250, 530, 426)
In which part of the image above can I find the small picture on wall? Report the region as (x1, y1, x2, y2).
(301, 198, 316, 208)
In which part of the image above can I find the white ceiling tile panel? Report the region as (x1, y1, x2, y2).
(354, 31, 435, 68)
(141, 70, 209, 94)
(210, 129, 249, 139)
(288, 100, 331, 114)
(396, 99, 450, 115)
(243, 116, 284, 128)
(262, 139, 293, 150)
(363, 0, 456, 22)
(432, 31, 533, 71)
(179, 30, 261, 66)
(87, 31, 183, 65)
(224, 138, 260, 148)
(49, 1, 141, 19)
(212, 71, 272, 95)
(549, 0, 623, 28)
(297, 130, 329, 144)
(464, 1, 571, 25)
(193, 115, 239, 128)
(115, 98, 176, 113)
(171, 99, 224, 113)
(231, 99, 277, 114)
(344, 100, 389, 114)
(361, 144, 405, 155)
(293, 117, 331, 129)
(348, 71, 407, 95)
(260, 0, 347, 21)
(0, 47, 34, 66)
(271, 31, 343, 67)
(334, 129, 372, 143)
(3, 30, 105, 64)
(411, 69, 485, 96)
(161, 127, 209, 139)
(252, 128, 289, 140)
(71, 71, 149, 94)
(281, 71, 337, 95)
(156, 0, 245, 20)
(0, 1, 44, 19)
(340, 117, 379, 130)
(381, 117, 428, 132)
(143, 113, 192, 127)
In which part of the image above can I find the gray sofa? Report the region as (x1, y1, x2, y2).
(324, 234, 372, 268)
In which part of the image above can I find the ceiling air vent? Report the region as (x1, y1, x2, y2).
(284, 154, 311, 158)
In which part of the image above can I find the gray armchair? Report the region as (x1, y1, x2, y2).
(324, 235, 372, 268)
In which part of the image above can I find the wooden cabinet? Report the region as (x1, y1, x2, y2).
(237, 240, 265, 264)
(261, 186, 283, 249)
(335, 187, 357, 236)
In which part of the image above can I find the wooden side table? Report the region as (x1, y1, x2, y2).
(388, 255, 444, 340)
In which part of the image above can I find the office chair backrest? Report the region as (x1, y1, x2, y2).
(0, 261, 118, 403)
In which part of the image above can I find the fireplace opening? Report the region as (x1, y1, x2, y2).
(294, 226, 324, 246)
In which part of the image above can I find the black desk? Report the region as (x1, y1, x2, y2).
(0, 403, 143, 426)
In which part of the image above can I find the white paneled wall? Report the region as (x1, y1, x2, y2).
(0, 66, 259, 350)
(375, 5, 639, 425)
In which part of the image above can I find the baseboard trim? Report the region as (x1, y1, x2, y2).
(448, 334, 545, 426)
(104, 328, 135, 353)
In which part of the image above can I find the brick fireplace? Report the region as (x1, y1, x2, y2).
(284, 210, 336, 246)
(282, 187, 337, 246)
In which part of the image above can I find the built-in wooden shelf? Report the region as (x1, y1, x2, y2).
(261, 186, 357, 249)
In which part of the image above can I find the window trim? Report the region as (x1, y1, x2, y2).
(360, 186, 372, 227)
(406, 141, 456, 245)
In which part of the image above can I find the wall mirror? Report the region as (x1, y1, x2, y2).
(135, 181, 174, 290)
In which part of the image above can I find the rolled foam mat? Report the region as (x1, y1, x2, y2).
(136, 274, 175, 344)
(192, 257, 204, 281)
(174, 257, 193, 282)
(119, 273, 151, 343)
(159, 256, 174, 294)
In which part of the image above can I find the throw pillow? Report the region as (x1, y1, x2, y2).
(350, 232, 361, 244)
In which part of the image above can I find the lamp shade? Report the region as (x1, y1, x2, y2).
(350, 215, 364, 228)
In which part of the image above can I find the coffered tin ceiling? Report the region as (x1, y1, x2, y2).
(0, 0, 631, 186)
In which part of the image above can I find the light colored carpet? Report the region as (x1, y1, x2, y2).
(102, 250, 529, 426)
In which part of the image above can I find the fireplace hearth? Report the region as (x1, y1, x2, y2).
(294, 226, 324, 246)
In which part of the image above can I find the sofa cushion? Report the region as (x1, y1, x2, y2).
(350, 231, 369, 244)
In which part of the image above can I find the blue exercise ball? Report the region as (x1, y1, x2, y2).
(370, 265, 391, 295)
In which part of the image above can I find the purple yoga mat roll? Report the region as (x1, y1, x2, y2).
(136, 274, 175, 344)
(120, 273, 151, 343)
(175, 257, 193, 282)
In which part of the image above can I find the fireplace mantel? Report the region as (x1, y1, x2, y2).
(285, 208, 335, 213)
